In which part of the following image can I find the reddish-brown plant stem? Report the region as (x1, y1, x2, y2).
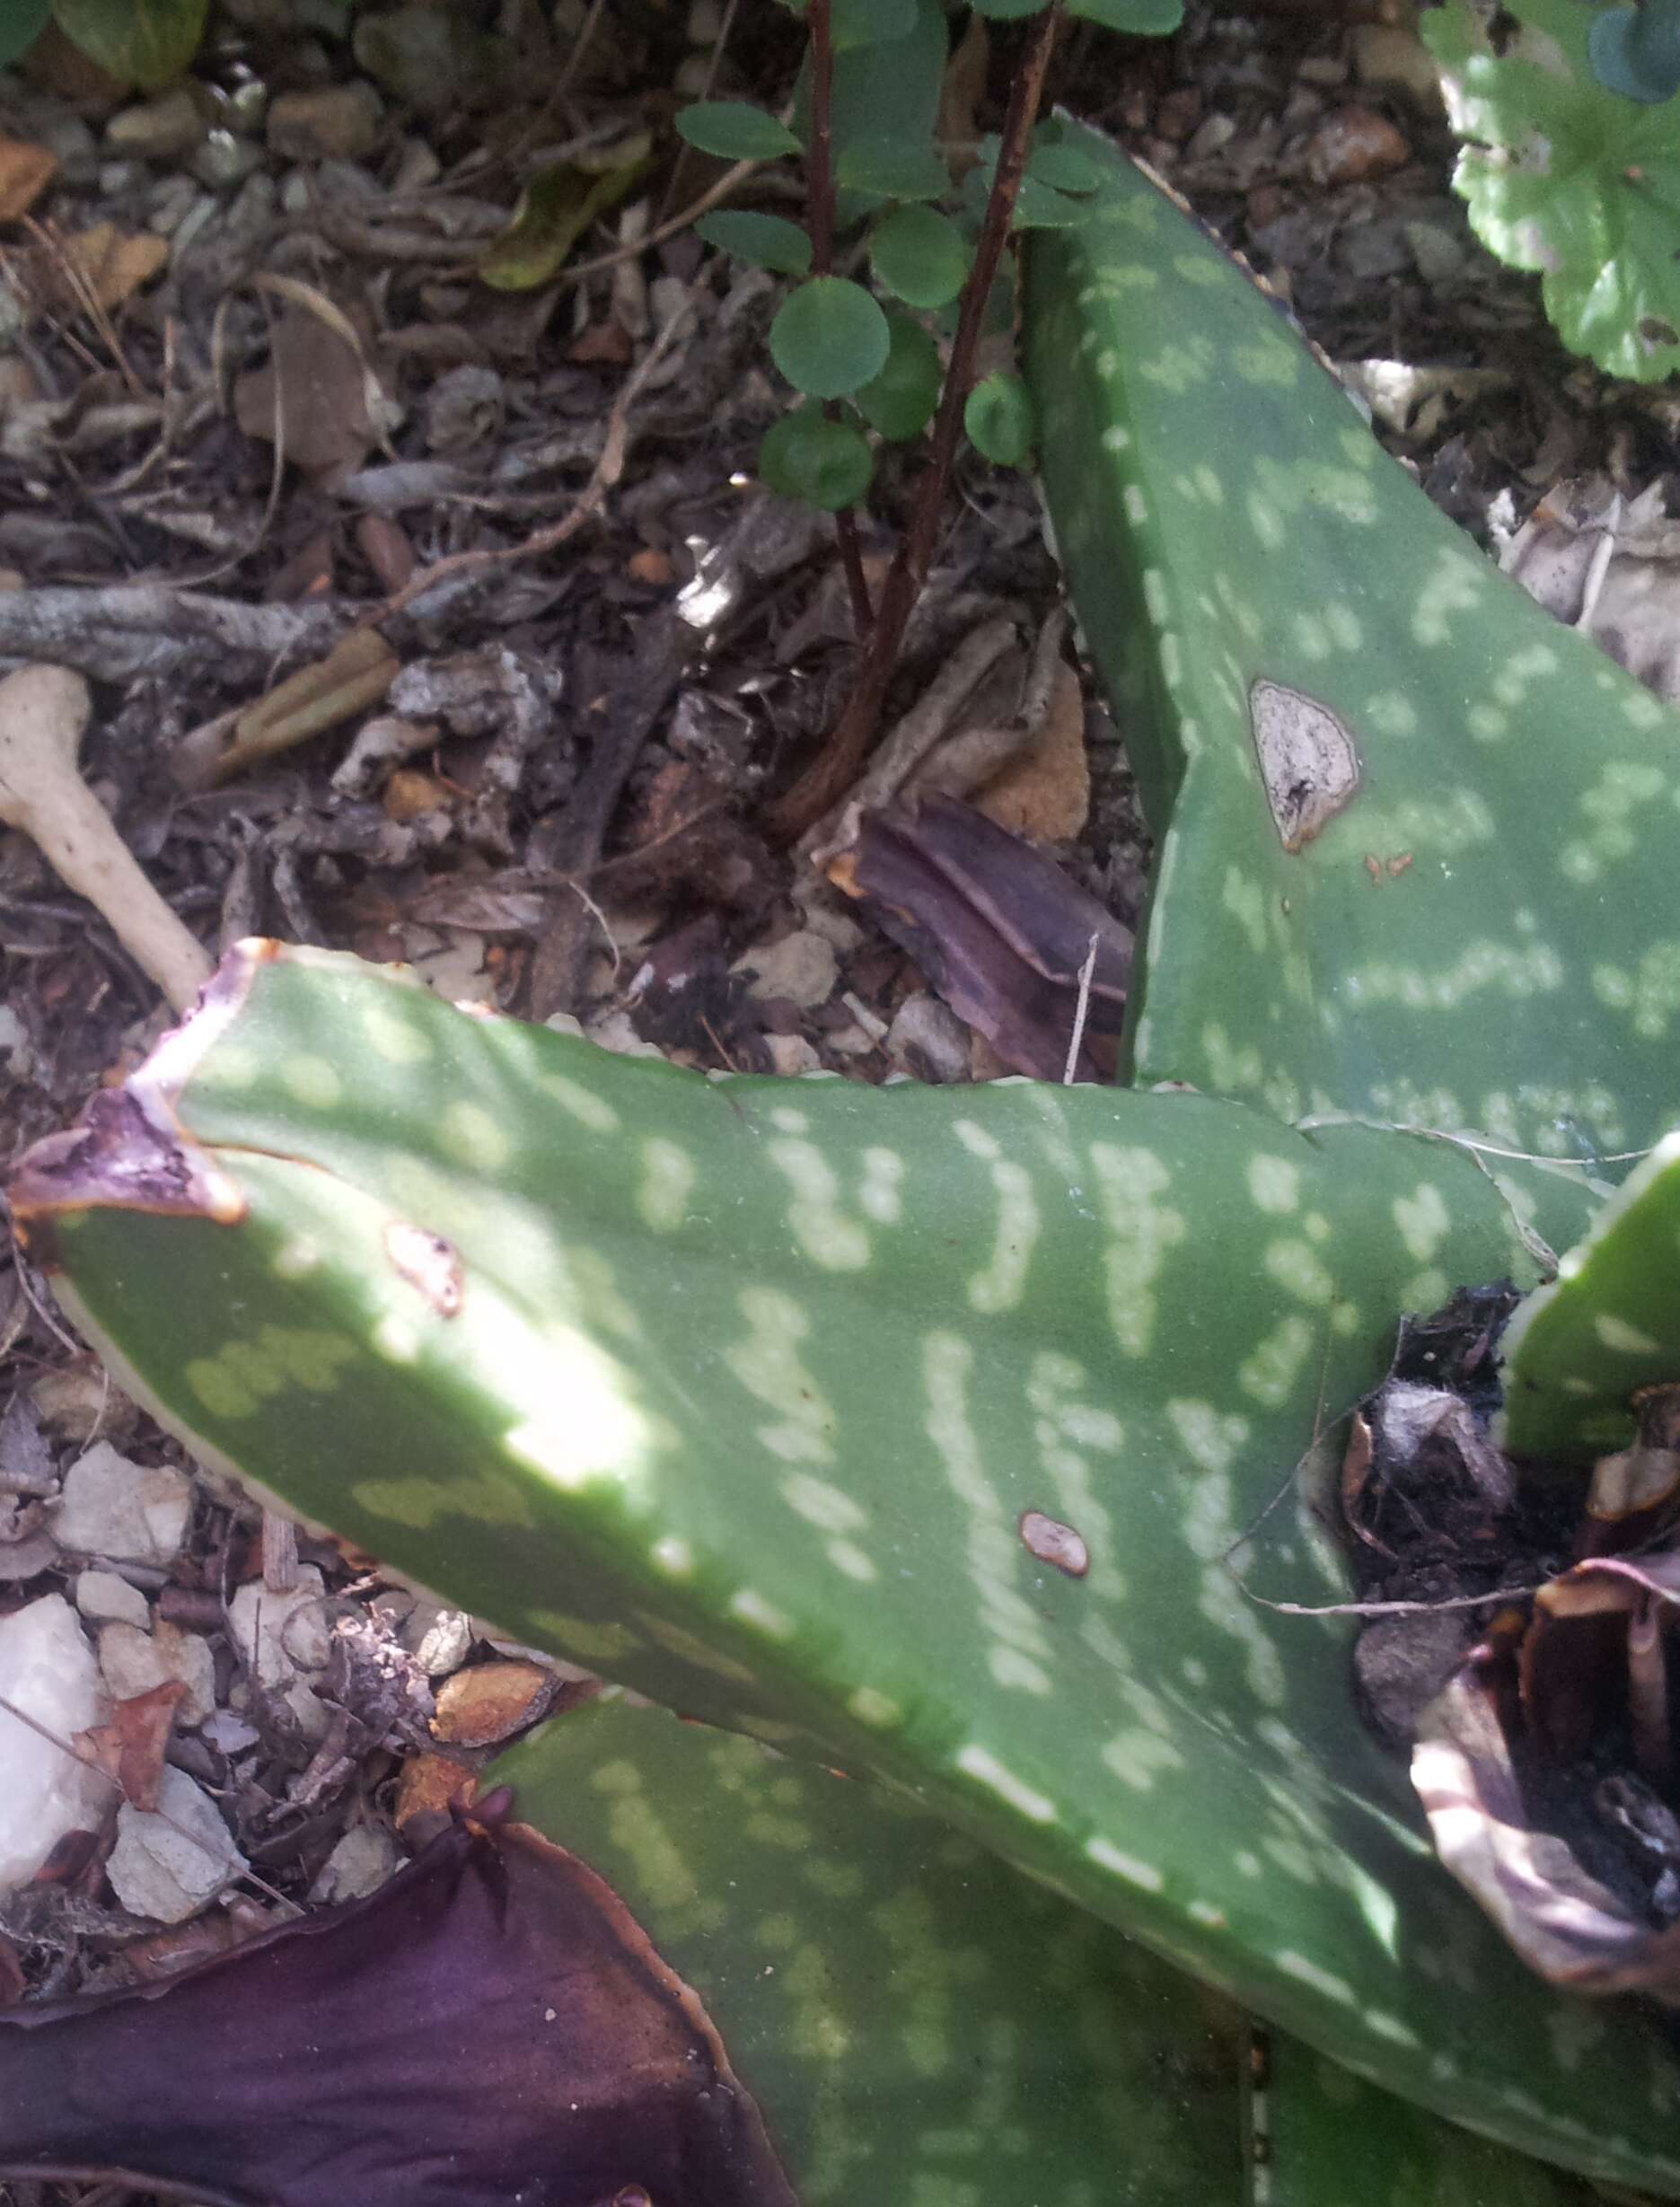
(765, 0, 1064, 844)
(803, 0, 875, 636)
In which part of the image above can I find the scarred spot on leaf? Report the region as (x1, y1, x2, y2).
(384, 1221, 465, 1317)
(1248, 681, 1361, 853)
(1019, 1508, 1090, 1578)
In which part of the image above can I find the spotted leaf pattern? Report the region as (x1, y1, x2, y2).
(1024, 135, 1680, 1162)
(13, 944, 1680, 2190)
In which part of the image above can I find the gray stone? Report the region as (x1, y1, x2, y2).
(267, 82, 384, 163)
(106, 88, 206, 163)
(98, 1618, 215, 1727)
(734, 928, 839, 1008)
(107, 1766, 245, 1923)
(52, 1442, 191, 1564)
(75, 1569, 150, 1630)
(885, 992, 972, 1085)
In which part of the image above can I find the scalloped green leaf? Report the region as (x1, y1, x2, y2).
(1064, 0, 1184, 32)
(856, 310, 941, 438)
(834, 138, 949, 200)
(696, 209, 814, 277)
(831, 0, 917, 48)
(770, 276, 890, 397)
(18, 944, 1680, 2192)
(1023, 129, 1680, 1160)
(1423, 0, 1680, 380)
(1500, 1127, 1680, 1460)
(674, 101, 801, 161)
(871, 203, 970, 308)
(759, 403, 874, 508)
(964, 371, 1034, 465)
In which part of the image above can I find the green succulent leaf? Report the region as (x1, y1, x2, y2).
(17, 944, 1680, 2192)
(492, 1698, 1246, 2203)
(52, 0, 207, 84)
(1023, 130, 1680, 1160)
(1500, 1127, 1680, 1461)
(963, 371, 1034, 465)
(1025, 139, 1105, 195)
(0, 0, 49, 68)
(810, 0, 947, 216)
(871, 203, 971, 308)
(1423, 0, 1680, 379)
(696, 209, 814, 277)
(759, 403, 875, 508)
(770, 276, 890, 397)
(834, 138, 950, 200)
(856, 310, 942, 438)
(831, 0, 917, 48)
(674, 101, 801, 161)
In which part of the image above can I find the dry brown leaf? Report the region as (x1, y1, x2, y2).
(79, 1679, 188, 1813)
(233, 299, 382, 484)
(974, 659, 1089, 841)
(63, 223, 168, 311)
(0, 139, 57, 225)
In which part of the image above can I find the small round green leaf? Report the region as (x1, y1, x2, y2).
(695, 210, 813, 275)
(1025, 141, 1104, 194)
(53, 0, 207, 84)
(770, 276, 891, 397)
(1064, 0, 1183, 32)
(1009, 176, 1097, 229)
(1588, 0, 1680, 99)
(871, 203, 970, 308)
(760, 405, 875, 510)
(963, 373, 1034, 467)
(0, 0, 49, 67)
(835, 139, 949, 199)
(674, 102, 801, 160)
(856, 312, 941, 438)
(831, 0, 917, 47)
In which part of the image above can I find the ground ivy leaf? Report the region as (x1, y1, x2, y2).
(696, 210, 813, 277)
(857, 312, 942, 438)
(760, 403, 875, 508)
(770, 277, 890, 398)
(871, 204, 970, 309)
(674, 101, 801, 161)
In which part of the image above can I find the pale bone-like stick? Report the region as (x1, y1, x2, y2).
(0, 664, 213, 1012)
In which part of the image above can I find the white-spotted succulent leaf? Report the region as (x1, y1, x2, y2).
(494, 1698, 1600, 2207)
(1023, 133, 1680, 1158)
(1245, 2028, 1599, 2207)
(15, 944, 1680, 2190)
(1500, 1129, 1680, 1460)
(1424, 0, 1680, 382)
(490, 1698, 1245, 2204)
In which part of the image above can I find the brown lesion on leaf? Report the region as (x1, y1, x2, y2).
(4, 943, 283, 1258)
(384, 1221, 466, 1317)
(1247, 681, 1361, 854)
(0, 1787, 802, 2206)
(1018, 1509, 1090, 1578)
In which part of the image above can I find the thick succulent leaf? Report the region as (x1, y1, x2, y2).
(1023, 134, 1680, 1162)
(15, 945, 1680, 2187)
(0, 1789, 796, 2204)
(491, 1698, 1245, 2203)
(1248, 2029, 1600, 2207)
(1501, 1130, 1680, 1460)
(1423, 0, 1680, 382)
(499, 1699, 1603, 2207)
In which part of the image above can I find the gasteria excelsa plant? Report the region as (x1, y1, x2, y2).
(12, 135, 1680, 2200)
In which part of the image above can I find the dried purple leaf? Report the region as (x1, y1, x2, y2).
(0, 1792, 798, 2205)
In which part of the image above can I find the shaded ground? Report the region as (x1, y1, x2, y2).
(0, 3, 1668, 2197)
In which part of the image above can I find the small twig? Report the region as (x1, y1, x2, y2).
(1238, 1583, 1547, 1622)
(661, 0, 744, 221)
(763, 0, 1065, 842)
(1062, 933, 1098, 1086)
(370, 300, 690, 625)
